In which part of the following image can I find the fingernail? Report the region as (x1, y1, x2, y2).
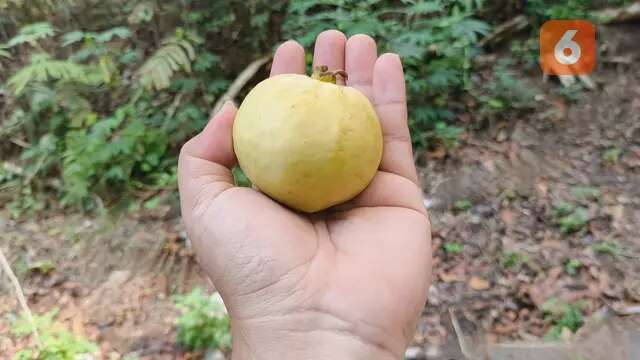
(386, 53, 401, 65)
(212, 101, 235, 119)
(219, 101, 233, 114)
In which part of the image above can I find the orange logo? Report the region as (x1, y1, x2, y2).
(539, 20, 596, 75)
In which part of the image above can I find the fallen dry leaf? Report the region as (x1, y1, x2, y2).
(440, 271, 463, 283)
(427, 145, 447, 160)
(469, 276, 490, 291)
(535, 177, 549, 198)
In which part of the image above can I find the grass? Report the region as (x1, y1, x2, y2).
(500, 251, 529, 269)
(564, 258, 582, 276)
(12, 309, 99, 359)
(453, 200, 473, 212)
(553, 203, 589, 233)
(174, 288, 231, 351)
(542, 298, 586, 341)
(444, 242, 464, 254)
(571, 186, 600, 202)
(592, 240, 623, 257)
(602, 148, 621, 165)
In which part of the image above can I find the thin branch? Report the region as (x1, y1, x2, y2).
(210, 56, 271, 118)
(596, 1, 640, 24)
(478, 15, 529, 48)
(0, 247, 42, 350)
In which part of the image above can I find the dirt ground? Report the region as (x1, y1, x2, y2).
(1, 25, 640, 359)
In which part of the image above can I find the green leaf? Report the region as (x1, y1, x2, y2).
(96, 26, 132, 42)
(137, 34, 196, 91)
(8, 53, 99, 95)
(488, 99, 504, 109)
(444, 242, 464, 254)
(61, 30, 86, 46)
(408, 0, 443, 14)
(454, 199, 473, 211)
(7, 22, 54, 47)
(592, 241, 623, 257)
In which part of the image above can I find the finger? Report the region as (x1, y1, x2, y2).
(178, 102, 237, 222)
(345, 34, 377, 99)
(373, 53, 418, 184)
(313, 30, 347, 85)
(270, 40, 306, 76)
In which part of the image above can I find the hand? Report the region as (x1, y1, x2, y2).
(178, 30, 432, 360)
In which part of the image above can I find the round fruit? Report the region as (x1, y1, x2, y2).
(233, 69, 383, 213)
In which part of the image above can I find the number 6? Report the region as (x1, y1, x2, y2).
(554, 30, 581, 65)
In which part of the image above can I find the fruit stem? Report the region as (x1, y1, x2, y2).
(311, 65, 348, 84)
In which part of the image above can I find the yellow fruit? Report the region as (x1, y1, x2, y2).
(233, 72, 383, 213)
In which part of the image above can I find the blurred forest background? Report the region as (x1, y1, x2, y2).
(0, 0, 601, 213)
(2, 0, 640, 359)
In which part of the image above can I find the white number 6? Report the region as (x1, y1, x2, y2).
(554, 30, 581, 65)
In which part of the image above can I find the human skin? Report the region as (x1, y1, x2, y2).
(178, 30, 432, 360)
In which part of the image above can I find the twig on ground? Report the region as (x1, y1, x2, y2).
(210, 56, 271, 117)
(0, 247, 42, 350)
(449, 308, 488, 360)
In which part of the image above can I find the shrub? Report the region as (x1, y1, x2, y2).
(542, 299, 585, 340)
(174, 288, 232, 351)
(1, 1, 492, 211)
(11, 309, 99, 360)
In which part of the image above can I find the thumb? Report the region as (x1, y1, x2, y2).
(178, 102, 238, 222)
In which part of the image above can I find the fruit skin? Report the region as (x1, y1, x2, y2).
(233, 73, 383, 213)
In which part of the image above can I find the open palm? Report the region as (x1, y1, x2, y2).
(178, 30, 431, 359)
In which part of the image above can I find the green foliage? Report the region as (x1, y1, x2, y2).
(602, 148, 621, 165)
(480, 60, 538, 113)
(553, 83, 586, 103)
(60, 103, 171, 206)
(427, 122, 464, 150)
(233, 166, 252, 187)
(564, 258, 582, 276)
(8, 53, 98, 95)
(28, 259, 56, 274)
(592, 241, 623, 257)
(444, 242, 464, 254)
(0, 45, 10, 60)
(174, 288, 231, 351)
(542, 299, 585, 340)
(571, 186, 601, 202)
(509, 38, 539, 69)
(137, 30, 198, 91)
(7, 22, 55, 48)
(11, 309, 99, 359)
(283, 0, 490, 148)
(0, 0, 494, 211)
(454, 199, 473, 211)
(553, 202, 575, 218)
(527, 0, 592, 21)
(553, 204, 589, 234)
(500, 251, 529, 269)
(61, 27, 132, 47)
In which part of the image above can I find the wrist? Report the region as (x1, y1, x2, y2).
(229, 311, 402, 360)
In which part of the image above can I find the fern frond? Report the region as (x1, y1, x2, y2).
(7, 53, 99, 95)
(62, 27, 132, 47)
(96, 27, 132, 43)
(0, 0, 24, 10)
(7, 22, 55, 48)
(136, 37, 195, 91)
(0, 46, 10, 60)
(61, 31, 86, 47)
